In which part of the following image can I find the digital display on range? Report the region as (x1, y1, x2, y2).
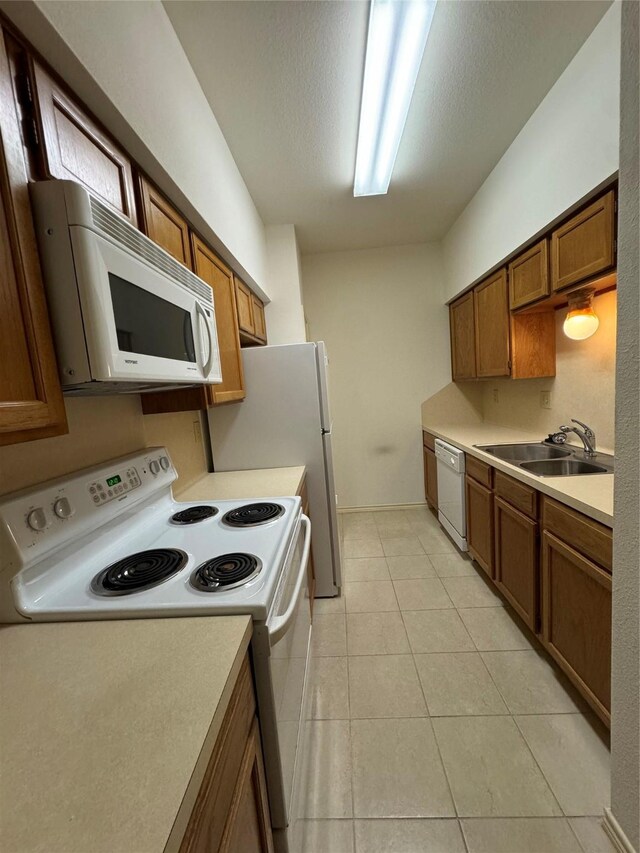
(106, 475, 122, 488)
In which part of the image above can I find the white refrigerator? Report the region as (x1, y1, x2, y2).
(207, 342, 342, 597)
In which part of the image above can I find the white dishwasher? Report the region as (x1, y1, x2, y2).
(435, 439, 467, 551)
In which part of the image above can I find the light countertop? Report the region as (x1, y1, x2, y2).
(176, 466, 307, 501)
(0, 615, 252, 853)
(422, 422, 613, 527)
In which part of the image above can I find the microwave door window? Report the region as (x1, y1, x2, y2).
(108, 274, 196, 362)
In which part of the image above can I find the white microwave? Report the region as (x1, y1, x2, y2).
(29, 180, 222, 394)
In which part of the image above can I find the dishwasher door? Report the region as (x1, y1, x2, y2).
(435, 439, 467, 551)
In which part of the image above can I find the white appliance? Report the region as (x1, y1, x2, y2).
(29, 180, 222, 394)
(0, 449, 312, 852)
(435, 438, 468, 551)
(208, 342, 342, 597)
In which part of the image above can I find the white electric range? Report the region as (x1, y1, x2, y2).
(0, 448, 313, 853)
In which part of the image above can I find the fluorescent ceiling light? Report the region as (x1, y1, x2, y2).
(354, 0, 437, 197)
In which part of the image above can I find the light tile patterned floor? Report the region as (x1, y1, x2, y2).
(300, 508, 613, 853)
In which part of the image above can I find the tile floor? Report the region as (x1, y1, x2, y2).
(298, 507, 614, 853)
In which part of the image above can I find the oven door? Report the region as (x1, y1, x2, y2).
(254, 514, 312, 839)
(70, 225, 220, 384)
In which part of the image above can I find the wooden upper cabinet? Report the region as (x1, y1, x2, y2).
(509, 239, 550, 310)
(235, 278, 256, 337)
(474, 269, 510, 378)
(191, 235, 245, 406)
(251, 295, 267, 343)
(0, 32, 67, 446)
(551, 191, 615, 292)
(30, 60, 137, 224)
(449, 292, 476, 380)
(137, 175, 192, 268)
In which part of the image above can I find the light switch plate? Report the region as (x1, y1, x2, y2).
(540, 390, 552, 409)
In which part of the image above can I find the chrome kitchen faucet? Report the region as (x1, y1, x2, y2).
(556, 419, 597, 457)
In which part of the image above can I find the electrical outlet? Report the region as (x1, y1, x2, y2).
(492, 388, 499, 404)
(540, 390, 552, 410)
(193, 418, 202, 444)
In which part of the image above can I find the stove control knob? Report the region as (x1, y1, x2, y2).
(53, 497, 74, 520)
(159, 456, 170, 471)
(26, 507, 48, 531)
(149, 460, 160, 475)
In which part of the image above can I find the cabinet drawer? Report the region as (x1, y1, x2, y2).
(422, 431, 436, 452)
(542, 497, 612, 572)
(180, 656, 256, 852)
(466, 455, 493, 488)
(494, 471, 538, 519)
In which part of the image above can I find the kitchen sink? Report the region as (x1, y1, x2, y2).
(479, 443, 571, 462)
(475, 442, 614, 476)
(520, 459, 610, 476)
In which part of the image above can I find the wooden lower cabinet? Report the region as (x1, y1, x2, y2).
(180, 656, 273, 853)
(465, 475, 494, 578)
(541, 531, 612, 725)
(219, 719, 274, 853)
(423, 446, 438, 511)
(494, 496, 539, 630)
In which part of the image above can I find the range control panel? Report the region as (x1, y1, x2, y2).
(0, 448, 175, 570)
(88, 465, 142, 506)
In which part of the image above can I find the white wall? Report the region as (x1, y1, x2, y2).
(442, 2, 621, 300)
(302, 244, 450, 508)
(610, 2, 639, 849)
(0, 0, 268, 294)
(264, 225, 307, 344)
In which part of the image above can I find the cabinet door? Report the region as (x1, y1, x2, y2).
(0, 34, 67, 445)
(449, 292, 476, 380)
(235, 279, 256, 337)
(137, 175, 192, 268)
(31, 60, 137, 224)
(541, 531, 611, 725)
(494, 496, 538, 630)
(550, 191, 615, 292)
(251, 295, 267, 343)
(423, 447, 438, 511)
(465, 476, 494, 578)
(219, 719, 274, 853)
(474, 269, 510, 378)
(192, 236, 245, 406)
(509, 239, 550, 310)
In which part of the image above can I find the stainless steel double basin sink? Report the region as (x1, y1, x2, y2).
(475, 442, 614, 477)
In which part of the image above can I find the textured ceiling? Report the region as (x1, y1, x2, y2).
(164, 0, 611, 255)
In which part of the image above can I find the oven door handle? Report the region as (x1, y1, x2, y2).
(269, 515, 311, 645)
